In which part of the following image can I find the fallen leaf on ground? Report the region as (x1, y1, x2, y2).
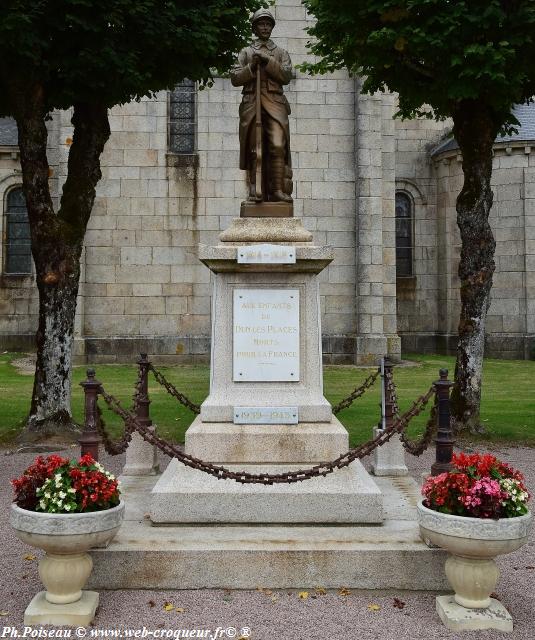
(0, 612, 9, 616)
(298, 591, 309, 599)
(338, 587, 351, 596)
(314, 587, 327, 596)
(175, 608, 185, 613)
(147, 600, 155, 608)
(24, 554, 36, 561)
(393, 598, 405, 609)
(163, 602, 174, 611)
(525, 566, 535, 570)
(367, 603, 381, 612)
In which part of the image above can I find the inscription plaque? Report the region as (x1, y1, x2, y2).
(237, 244, 296, 264)
(234, 406, 299, 424)
(233, 288, 299, 382)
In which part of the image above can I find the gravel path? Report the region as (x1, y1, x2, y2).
(1, 443, 534, 639)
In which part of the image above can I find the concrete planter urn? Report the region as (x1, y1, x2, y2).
(417, 500, 532, 632)
(10, 501, 124, 626)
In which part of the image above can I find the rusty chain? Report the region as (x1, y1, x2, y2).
(97, 381, 435, 485)
(147, 364, 201, 414)
(331, 369, 380, 414)
(95, 404, 136, 455)
(385, 368, 437, 456)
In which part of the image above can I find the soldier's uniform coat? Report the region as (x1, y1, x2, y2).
(231, 39, 292, 172)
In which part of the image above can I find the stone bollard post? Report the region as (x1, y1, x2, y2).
(79, 368, 102, 461)
(431, 368, 455, 476)
(122, 353, 160, 476)
(371, 356, 408, 476)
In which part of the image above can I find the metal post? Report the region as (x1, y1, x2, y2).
(379, 357, 386, 430)
(372, 355, 408, 476)
(123, 353, 159, 476)
(431, 368, 455, 476)
(135, 353, 152, 429)
(79, 368, 102, 461)
(383, 356, 395, 431)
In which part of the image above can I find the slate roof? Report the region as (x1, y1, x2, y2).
(0, 117, 18, 146)
(431, 102, 535, 156)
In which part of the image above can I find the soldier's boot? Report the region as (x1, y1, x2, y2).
(270, 156, 293, 203)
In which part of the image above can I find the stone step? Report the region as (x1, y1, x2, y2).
(149, 459, 383, 524)
(87, 474, 448, 591)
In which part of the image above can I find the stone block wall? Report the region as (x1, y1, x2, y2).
(0, 113, 62, 349)
(417, 142, 535, 359)
(394, 114, 450, 346)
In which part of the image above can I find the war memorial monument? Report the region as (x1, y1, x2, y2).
(86, 11, 448, 592)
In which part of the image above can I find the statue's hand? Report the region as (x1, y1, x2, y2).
(256, 51, 270, 64)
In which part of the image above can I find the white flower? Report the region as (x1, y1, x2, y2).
(55, 473, 62, 481)
(64, 504, 71, 511)
(44, 492, 51, 499)
(59, 491, 67, 499)
(39, 500, 46, 509)
(68, 488, 76, 494)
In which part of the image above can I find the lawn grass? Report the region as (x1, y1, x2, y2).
(0, 352, 534, 447)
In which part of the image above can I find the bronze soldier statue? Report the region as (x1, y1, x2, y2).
(231, 9, 293, 214)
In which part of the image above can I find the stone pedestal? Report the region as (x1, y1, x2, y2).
(150, 217, 383, 525)
(122, 432, 159, 476)
(371, 428, 408, 477)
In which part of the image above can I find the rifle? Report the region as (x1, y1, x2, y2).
(255, 57, 263, 201)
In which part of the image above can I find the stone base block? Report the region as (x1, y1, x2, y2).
(150, 458, 382, 524)
(185, 415, 349, 463)
(90, 474, 448, 591)
(219, 217, 312, 243)
(122, 432, 159, 476)
(371, 429, 408, 477)
(436, 595, 513, 633)
(24, 591, 99, 626)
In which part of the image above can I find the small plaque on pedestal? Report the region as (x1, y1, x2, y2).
(233, 288, 299, 382)
(237, 244, 296, 264)
(233, 406, 299, 424)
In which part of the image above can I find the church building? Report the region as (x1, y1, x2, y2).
(1, 1, 534, 364)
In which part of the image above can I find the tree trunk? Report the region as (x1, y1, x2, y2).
(14, 92, 110, 443)
(450, 100, 500, 433)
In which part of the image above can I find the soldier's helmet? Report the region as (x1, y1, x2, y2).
(251, 9, 275, 27)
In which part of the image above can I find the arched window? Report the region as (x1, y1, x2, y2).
(4, 187, 31, 275)
(168, 80, 196, 154)
(395, 191, 413, 277)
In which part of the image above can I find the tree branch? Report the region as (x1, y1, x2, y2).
(59, 102, 110, 237)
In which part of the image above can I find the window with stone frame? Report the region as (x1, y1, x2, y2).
(395, 191, 413, 278)
(168, 80, 196, 154)
(4, 187, 32, 275)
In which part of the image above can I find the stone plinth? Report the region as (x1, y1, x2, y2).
(197, 242, 334, 424)
(150, 458, 382, 524)
(185, 415, 348, 463)
(151, 217, 383, 528)
(371, 428, 408, 477)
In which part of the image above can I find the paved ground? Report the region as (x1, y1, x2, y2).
(2, 443, 534, 639)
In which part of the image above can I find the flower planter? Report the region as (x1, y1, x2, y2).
(417, 500, 532, 632)
(10, 501, 124, 626)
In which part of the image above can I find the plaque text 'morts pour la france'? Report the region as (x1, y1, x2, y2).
(233, 289, 299, 382)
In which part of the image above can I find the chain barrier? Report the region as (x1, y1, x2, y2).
(331, 369, 380, 414)
(147, 364, 201, 414)
(92, 365, 145, 456)
(385, 368, 437, 456)
(97, 381, 435, 485)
